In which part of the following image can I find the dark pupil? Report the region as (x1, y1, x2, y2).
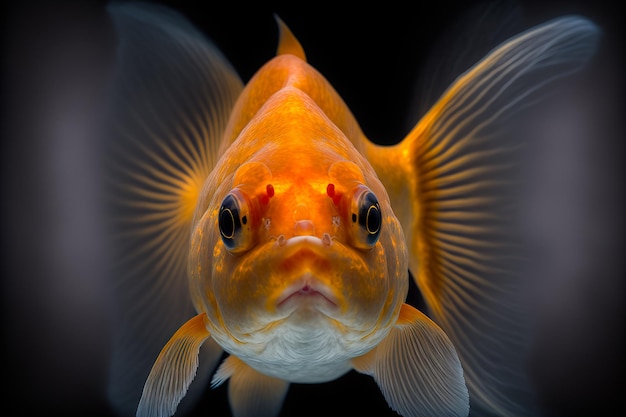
(366, 204, 381, 234)
(219, 195, 240, 241)
(219, 209, 235, 238)
(358, 192, 381, 236)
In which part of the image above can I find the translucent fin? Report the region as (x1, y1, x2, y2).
(365, 16, 600, 416)
(274, 15, 306, 61)
(103, 3, 243, 416)
(405, 0, 523, 128)
(352, 303, 469, 417)
(136, 314, 212, 417)
(212, 356, 290, 417)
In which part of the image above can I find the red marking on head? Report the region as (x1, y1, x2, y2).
(259, 184, 275, 205)
(327, 183, 342, 205)
(327, 183, 335, 197)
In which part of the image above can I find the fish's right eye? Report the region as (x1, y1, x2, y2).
(219, 195, 239, 242)
(218, 191, 254, 253)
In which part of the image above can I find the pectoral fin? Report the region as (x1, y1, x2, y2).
(212, 355, 290, 417)
(352, 303, 468, 417)
(136, 313, 215, 417)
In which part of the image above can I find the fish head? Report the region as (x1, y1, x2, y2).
(189, 90, 409, 365)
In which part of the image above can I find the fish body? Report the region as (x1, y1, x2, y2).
(104, 4, 599, 417)
(190, 33, 408, 383)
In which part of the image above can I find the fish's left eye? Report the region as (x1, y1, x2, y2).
(218, 191, 254, 253)
(349, 186, 382, 250)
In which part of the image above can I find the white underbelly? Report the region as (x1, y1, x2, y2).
(218, 312, 370, 383)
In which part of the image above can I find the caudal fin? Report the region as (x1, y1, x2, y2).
(366, 16, 600, 416)
(103, 3, 242, 415)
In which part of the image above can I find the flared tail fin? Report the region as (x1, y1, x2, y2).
(103, 3, 243, 416)
(366, 15, 600, 416)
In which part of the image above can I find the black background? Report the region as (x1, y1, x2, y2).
(2, 1, 623, 416)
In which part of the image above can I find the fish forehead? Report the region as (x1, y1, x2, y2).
(222, 53, 363, 151)
(241, 87, 359, 165)
(227, 85, 371, 197)
(229, 89, 381, 238)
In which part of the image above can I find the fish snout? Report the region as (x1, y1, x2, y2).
(293, 203, 316, 236)
(271, 235, 342, 313)
(294, 219, 315, 236)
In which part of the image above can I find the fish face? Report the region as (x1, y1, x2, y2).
(188, 91, 409, 380)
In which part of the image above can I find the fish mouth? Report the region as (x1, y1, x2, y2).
(273, 235, 341, 313)
(276, 274, 338, 311)
(276, 234, 333, 251)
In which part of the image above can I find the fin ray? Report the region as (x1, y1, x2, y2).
(136, 314, 216, 417)
(353, 303, 469, 417)
(104, 3, 243, 415)
(212, 356, 290, 417)
(366, 15, 600, 416)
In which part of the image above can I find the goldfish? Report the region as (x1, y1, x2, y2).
(103, 3, 599, 417)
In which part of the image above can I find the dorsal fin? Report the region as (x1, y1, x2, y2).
(274, 14, 306, 61)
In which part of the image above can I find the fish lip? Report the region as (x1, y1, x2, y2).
(276, 274, 338, 310)
(279, 235, 325, 249)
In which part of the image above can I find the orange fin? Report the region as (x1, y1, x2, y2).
(136, 313, 215, 417)
(212, 355, 290, 417)
(352, 303, 469, 417)
(364, 16, 600, 416)
(274, 14, 306, 61)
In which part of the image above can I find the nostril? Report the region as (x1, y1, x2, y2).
(294, 220, 315, 236)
